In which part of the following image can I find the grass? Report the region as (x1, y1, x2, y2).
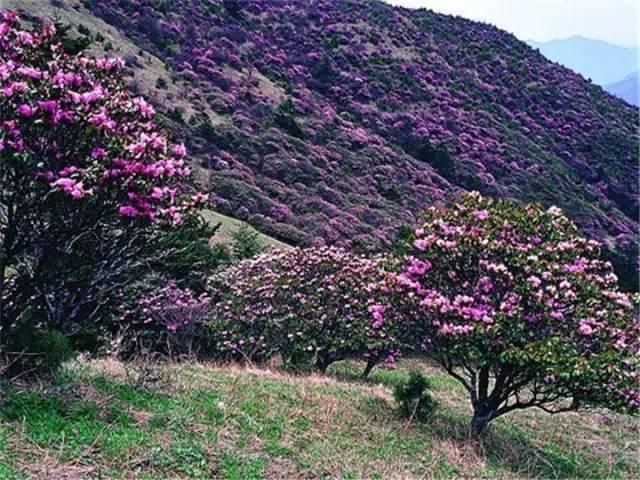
(0, 358, 638, 479)
(201, 210, 291, 250)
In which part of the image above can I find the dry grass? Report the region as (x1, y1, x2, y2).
(1, 358, 638, 479)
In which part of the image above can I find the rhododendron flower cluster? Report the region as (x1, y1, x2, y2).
(0, 12, 204, 226)
(135, 282, 211, 333)
(384, 192, 639, 433)
(208, 247, 402, 373)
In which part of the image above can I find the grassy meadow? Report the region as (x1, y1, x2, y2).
(1, 358, 637, 479)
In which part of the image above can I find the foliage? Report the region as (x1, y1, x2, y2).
(4, 329, 75, 377)
(385, 192, 639, 434)
(230, 223, 264, 260)
(208, 247, 403, 372)
(0, 14, 205, 359)
(152, 214, 230, 290)
(393, 370, 437, 422)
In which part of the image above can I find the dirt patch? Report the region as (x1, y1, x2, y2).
(20, 459, 97, 480)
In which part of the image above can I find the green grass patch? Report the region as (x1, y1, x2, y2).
(0, 358, 637, 479)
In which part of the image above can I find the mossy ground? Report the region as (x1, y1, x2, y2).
(0, 358, 637, 479)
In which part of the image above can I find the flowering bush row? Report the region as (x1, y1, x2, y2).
(207, 246, 402, 373)
(118, 193, 638, 433)
(382, 192, 639, 433)
(84, 0, 638, 286)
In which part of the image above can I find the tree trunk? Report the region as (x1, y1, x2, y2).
(0, 203, 16, 348)
(315, 355, 331, 374)
(361, 357, 376, 379)
(470, 407, 494, 436)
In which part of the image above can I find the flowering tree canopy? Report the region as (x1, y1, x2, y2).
(386, 193, 639, 434)
(0, 13, 204, 348)
(208, 247, 402, 374)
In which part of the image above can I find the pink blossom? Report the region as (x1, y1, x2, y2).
(172, 143, 187, 157)
(17, 103, 37, 117)
(414, 238, 429, 250)
(474, 209, 489, 221)
(132, 97, 155, 118)
(51, 177, 89, 199)
(369, 304, 386, 328)
(16, 66, 44, 79)
(91, 147, 108, 159)
(527, 275, 542, 288)
(119, 205, 140, 217)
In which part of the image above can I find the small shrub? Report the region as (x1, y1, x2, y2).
(231, 224, 264, 260)
(120, 280, 213, 360)
(393, 371, 437, 422)
(6, 329, 75, 376)
(77, 24, 90, 36)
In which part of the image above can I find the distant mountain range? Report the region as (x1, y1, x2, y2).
(528, 36, 639, 106)
(606, 72, 639, 107)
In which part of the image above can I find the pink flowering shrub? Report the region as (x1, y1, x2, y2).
(120, 280, 213, 359)
(385, 192, 639, 434)
(0, 14, 204, 352)
(0, 13, 194, 223)
(208, 247, 402, 374)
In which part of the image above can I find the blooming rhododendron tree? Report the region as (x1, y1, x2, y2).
(0, 13, 203, 350)
(387, 193, 639, 434)
(209, 247, 402, 374)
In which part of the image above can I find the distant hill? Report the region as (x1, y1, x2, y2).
(605, 72, 639, 107)
(528, 36, 638, 86)
(8, 0, 639, 287)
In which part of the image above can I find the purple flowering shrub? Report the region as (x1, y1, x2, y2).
(208, 247, 402, 374)
(384, 192, 639, 434)
(119, 279, 213, 359)
(0, 15, 205, 352)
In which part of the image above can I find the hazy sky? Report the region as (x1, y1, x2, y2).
(385, 0, 639, 47)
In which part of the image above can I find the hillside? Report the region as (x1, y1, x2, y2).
(202, 210, 291, 249)
(1, 359, 638, 479)
(9, 0, 639, 286)
(528, 36, 638, 86)
(606, 72, 640, 107)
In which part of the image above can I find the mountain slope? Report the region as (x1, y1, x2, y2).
(605, 72, 639, 107)
(528, 36, 638, 86)
(9, 0, 639, 286)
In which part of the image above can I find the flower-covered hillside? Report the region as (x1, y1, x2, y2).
(13, 0, 639, 285)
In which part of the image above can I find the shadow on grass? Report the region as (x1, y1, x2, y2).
(327, 360, 616, 479)
(428, 411, 596, 479)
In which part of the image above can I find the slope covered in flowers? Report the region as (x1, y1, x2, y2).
(15, 0, 639, 282)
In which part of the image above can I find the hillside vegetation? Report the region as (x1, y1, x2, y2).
(1, 10, 639, 480)
(1, 359, 638, 479)
(9, 0, 639, 287)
